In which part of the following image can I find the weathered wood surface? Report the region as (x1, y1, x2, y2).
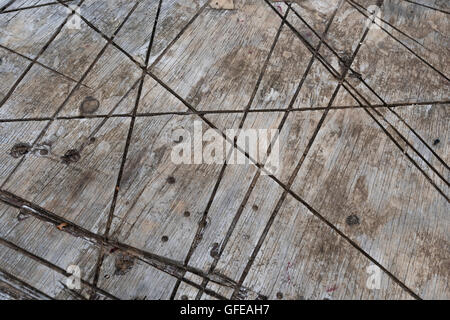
(0, 0, 448, 300)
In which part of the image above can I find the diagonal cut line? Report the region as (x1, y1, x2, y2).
(0, 267, 52, 300)
(0, 0, 138, 192)
(402, 0, 450, 14)
(230, 0, 416, 300)
(56, 0, 449, 190)
(0, 0, 16, 12)
(0, 189, 249, 300)
(0, 0, 85, 109)
(270, 1, 449, 198)
(0, 100, 448, 124)
(0, 43, 91, 88)
(4, 0, 442, 300)
(194, 0, 345, 299)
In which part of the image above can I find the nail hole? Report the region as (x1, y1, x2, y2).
(180, 295, 188, 300)
(161, 236, 169, 242)
(433, 138, 440, 146)
(183, 211, 191, 217)
(252, 204, 259, 211)
(276, 292, 283, 299)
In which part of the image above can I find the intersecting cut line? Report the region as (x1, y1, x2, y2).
(0, 189, 246, 300)
(1, 0, 136, 191)
(0, 237, 119, 300)
(229, 0, 389, 300)
(354, 77, 450, 172)
(54, 0, 449, 193)
(52, 0, 450, 275)
(297, 0, 450, 176)
(88, 0, 174, 300)
(0, 266, 53, 300)
(284, 3, 450, 189)
(55, 0, 148, 71)
(343, 0, 450, 171)
(0, 0, 16, 12)
(73, 1, 209, 155)
(0, 1, 83, 109)
(342, 83, 450, 202)
(195, 0, 345, 299)
(53, 0, 444, 301)
(0, 0, 91, 191)
(402, 0, 450, 14)
(283, 2, 449, 196)
(0, 0, 74, 14)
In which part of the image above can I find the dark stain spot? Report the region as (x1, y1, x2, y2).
(433, 139, 440, 146)
(114, 253, 135, 276)
(166, 176, 176, 184)
(61, 149, 81, 164)
(183, 211, 191, 217)
(104, 274, 110, 279)
(10, 143, 31, 158)
(256, 294, 268, 300)
(180, 295, 189, 300)
(346, 214, 360, 226)
(252, 204, 259, 211)
(89, 137, 96, 144)
(161, 235, 169, 242)
(39, 149, 49, 156)
(276, 292, 283, 299)
(210, 242, 220, 258)
(80, 96, 100, 114)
